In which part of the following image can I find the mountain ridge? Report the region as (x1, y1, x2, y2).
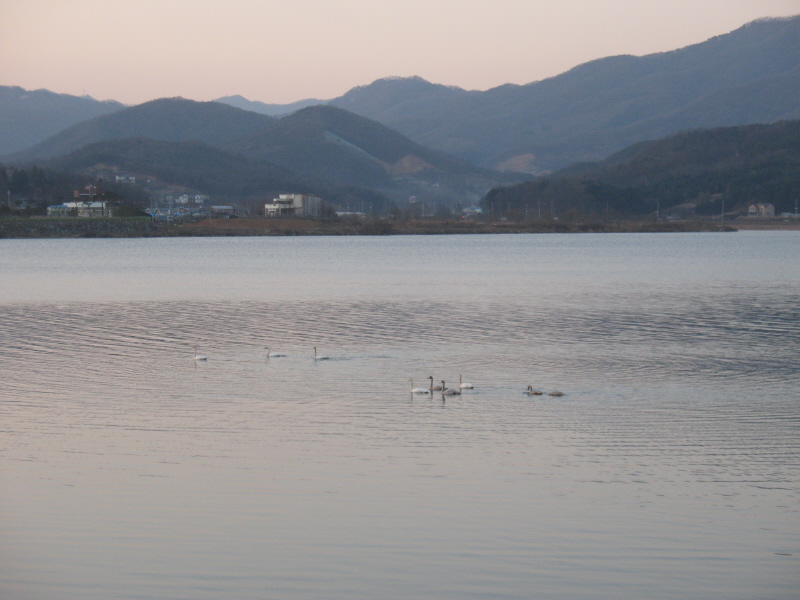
(241, 15, 800, 172)
(5, 98, 276, 162)
(0, 86, 124, 156)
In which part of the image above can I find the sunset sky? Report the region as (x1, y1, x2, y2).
(3, 0, 800, 106)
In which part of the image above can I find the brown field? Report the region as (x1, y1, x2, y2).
(732, 218, 800, 230)
(177, 217, 739, 236)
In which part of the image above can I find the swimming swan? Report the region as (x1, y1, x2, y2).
(192, 346, 207, 361)
(313, 346, 329, 360)
(459, 375, 474, 389)
(427, 376, 443, 391)
(549, 390, 564, 397)
(409, 379, 431, 394)
(526, 385, 543, 396)
(441, 380, 461, 396)
(264, 346, 286, 357)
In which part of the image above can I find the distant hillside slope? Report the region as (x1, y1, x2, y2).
(323, 16, 800, 172)
(215, 94, 327, 116)
(6, 98, 275, 162)
(482, 120, 800, 218)
(0, 86, 123, 156)
(224, 105, 507, 190)
(46, 138, 304, 198)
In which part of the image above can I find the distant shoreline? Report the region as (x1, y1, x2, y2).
(2, 216, 798, 239)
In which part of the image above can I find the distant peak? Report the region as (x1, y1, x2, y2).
(375, 75, 430, 84)
(747, 14, 800, 25)
(344, 75, 466, 94)
(355, 75, 434, 90)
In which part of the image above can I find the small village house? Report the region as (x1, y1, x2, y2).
(747, 203, 775, 218)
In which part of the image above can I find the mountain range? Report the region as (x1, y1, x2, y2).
(216, 15, 800, 173)
(2, 15, 799, 214)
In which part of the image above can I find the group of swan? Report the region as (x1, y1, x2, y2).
(526, 385, 564, 397)
(409, 375, 474, 395)
(411, 379, 564, 397)
(196, 347, 564, 396)
(266, 346, 329, 360)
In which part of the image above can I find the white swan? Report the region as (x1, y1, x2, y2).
(427, 376, 443, 391)
(264, 346, 286, 357)
(441, 380, 461, 396)
(192, 346, 207, 361)
(458, 374, 474, 389)
(313, 346, 329, 360)
(409, 379, 431, 394)
(526, 385, 543, 396)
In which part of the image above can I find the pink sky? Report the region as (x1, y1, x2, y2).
(2, 0, 800, 105)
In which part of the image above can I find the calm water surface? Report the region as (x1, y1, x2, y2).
(1, 232, 798, 600)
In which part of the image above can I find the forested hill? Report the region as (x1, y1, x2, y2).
(482, 120, 800, 218)
(224, 105, 502, 189)
(44, 137, 390, 210)
(6, 98, 275, 162)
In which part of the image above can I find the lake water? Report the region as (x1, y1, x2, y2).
(1, 232, 798, 600)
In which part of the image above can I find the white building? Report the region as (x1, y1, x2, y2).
(48, 201, 113, 217)
(265, 194, 322, 217)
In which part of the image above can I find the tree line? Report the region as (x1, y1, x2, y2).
(0, 164, 148, 217)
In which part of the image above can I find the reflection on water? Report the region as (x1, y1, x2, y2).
(1, 232, 799, 600)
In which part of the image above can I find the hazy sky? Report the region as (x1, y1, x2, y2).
(2, 0, 800, 105)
